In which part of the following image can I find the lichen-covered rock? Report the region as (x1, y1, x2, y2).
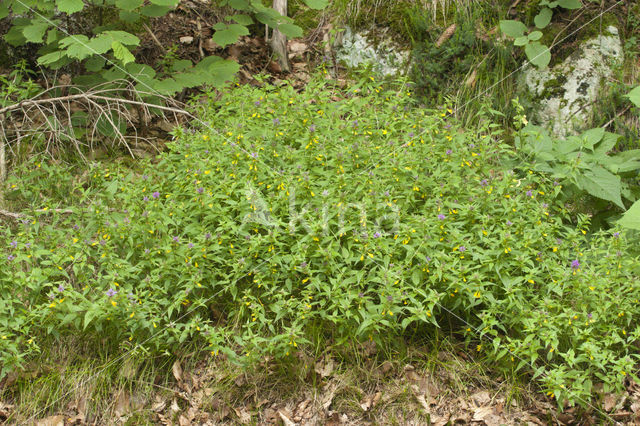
(334, 26, 409, 76)
(521, 26, 623, 138)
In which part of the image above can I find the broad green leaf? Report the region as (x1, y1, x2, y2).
(140, 4, 172, 16)
(528, 31, 543, 41)
(514, 36, 528, 46)
(194, 56, 240, 87)
(276, 23, 303, 38)
(557, 0, 582, 9)
(594, 132, 620, 156)
(46, 28, 60, 44)
(111, 40, 135, 64)
(618, 200, 640, 230)
(212, 23, 249, 48)
(626, 86, 640, 107)
(225, 0, 249, 10)
(65, 39, 94, 60)
(581, 127, 604, 149)
(534, 7, 553, 28)
(37, 50, 65, 65)
(59, 34, 89, 49)
(303, 0, 328, 9)
(119, 10, 141, 23)
(525, 42, 551, 68)
(55, 0, 84, 14)
(87, 34, 113, 55)
(22, 20, 49, 43)
(227, 14, 253, 25)
(499, 20, 527, 38)
(115, 0, 143, 11)
(103, 30, 140, 46)
(153, 77, 183, 95)
(84, 56, 106, 71)
(575, 165, 624, 209)
(0, 3, 8, 19)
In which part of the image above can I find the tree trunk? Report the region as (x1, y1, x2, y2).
(270, 0, 290, 73)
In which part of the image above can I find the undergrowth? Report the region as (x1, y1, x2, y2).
(1, 73, 639, 409)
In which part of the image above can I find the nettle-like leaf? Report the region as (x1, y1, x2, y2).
(111, 40, 135, 64)
(619, 200, 640, 230)
(212, 23, 249, 48)
(575, 165, 624, 209)
(499, 20, 527, 38)
(525, 42, 551, 68)
(55, 0, 85, 14)
(534, 7, 553, 29)
(626, 86, 640, 107)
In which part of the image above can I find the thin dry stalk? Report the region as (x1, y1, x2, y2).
(0, 82, 193, 169)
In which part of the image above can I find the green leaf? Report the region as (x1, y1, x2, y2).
(37, 51, 66, 65)
(119, 10, 141, 23)
(103, 30, 140, 46)
(626, 86, 640, 107)
(115, 0, 143, 11)
(0, 3, 8, 19)
(83, 310, 96, 330)
(193, 56, 240, 87)
(225, 0, 250, 10)
(514, 36, 529, 46)
(581, 127, 604, 149)
(211, 23, 249, 48)
(55, 0, 84, 14)
(499, 20, 527, 38)
(84, 56, 106, 71)
(303, 0, 329, 9)
(22, 20, 50, 43)
(528, 31, 543, 41)
(276, 23, 303, 38)
(618, 200, 640, 230)
(575, 165, 624, 209)
(227, 14, 253, 25)
(111, 40, 135, 64)
(534, 7, 553, 28)
(140, 4, 172, 16)
(525, 42, 551, 68)
(557, 0, 582, 9)
(87, 34, 113, 55)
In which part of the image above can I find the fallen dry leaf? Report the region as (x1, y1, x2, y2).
(604, 393, 619, 412)
(36, 415, 65, 426)
(172, 360, 183, 382)
(471, 390, 491, 407)
(234, 406, 252, 424)
(315, 357, 335, 378)
(278, 409, 296, 426)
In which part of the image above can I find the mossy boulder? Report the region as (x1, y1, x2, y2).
(520, 25, 623, 138)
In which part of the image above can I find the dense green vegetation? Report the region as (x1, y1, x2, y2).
(1, 74, 639, 408)
(1, 0, 640, 420)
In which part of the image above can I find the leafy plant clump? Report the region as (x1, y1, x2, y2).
(1, 74, 639, 406)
